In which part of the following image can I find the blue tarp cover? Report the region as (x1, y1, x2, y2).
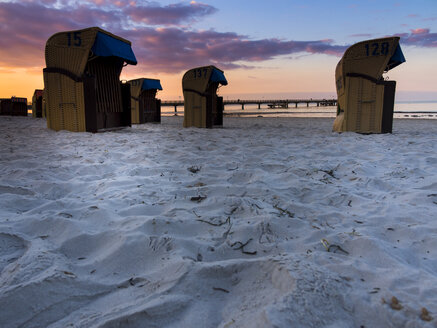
(91, 31, 137, 65)
(142, 79, 163, 90)
(386, 44, 406, 71)
(210, 68, 228, 85)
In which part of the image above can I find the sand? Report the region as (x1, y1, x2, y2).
(0, 115, 436, 327)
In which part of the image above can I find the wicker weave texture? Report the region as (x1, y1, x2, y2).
(32, 90, 43, 118)
(129, 78, 143, 124)
(44, 71, 85, 131)
(86, 57, 123, 114)
(183, 91, 207, 128)
(139, 90, 160, 123)
(345, 77, 384, 133)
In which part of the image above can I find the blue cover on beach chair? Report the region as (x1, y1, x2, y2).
(142, 79, 163, 91)
(210, 68, 228, 85)
(92, 31, 137, 65)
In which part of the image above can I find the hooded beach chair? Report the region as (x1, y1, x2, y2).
(42, 89, 47, 118)
(333, 36, 405, 133)
(182, 65, 227, 128)
(43, 27, 137, 132)
(129, 78, 163, 124)
(32, 89, 43, 118)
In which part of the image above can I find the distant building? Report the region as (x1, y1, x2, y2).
(0, 97, 28, 116)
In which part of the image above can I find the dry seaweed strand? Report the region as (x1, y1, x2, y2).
(197, 217, 231, 227)
(190, 195, 207, 202)
(230, 238, 257, 255)
(213, 287, 230, 293)
(192, 210, 201, 218)
(273, 204, 294, 218)
(320, 168, 338, 179)
(225, 205, 239, 216)
(320, 238, 349, 255)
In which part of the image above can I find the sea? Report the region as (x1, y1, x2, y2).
(162, 101, 437, 119)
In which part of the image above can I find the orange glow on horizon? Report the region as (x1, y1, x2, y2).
(0, 67, 44, 102)
(2, 50, 437, 103)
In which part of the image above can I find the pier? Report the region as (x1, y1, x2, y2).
(161, 98, 337, 113)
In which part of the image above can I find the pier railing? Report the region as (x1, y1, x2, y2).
(161, 98, 337, 112)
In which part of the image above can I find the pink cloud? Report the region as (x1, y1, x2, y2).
(122, 27, 347, 73)
(0, 1, 347, 72)
(411, 28, 429, 35)
(396, 28, 437, 47)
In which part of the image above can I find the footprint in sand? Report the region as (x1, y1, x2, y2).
(0, 233, 28, 272)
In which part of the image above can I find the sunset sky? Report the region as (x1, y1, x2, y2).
(1, 0, 436, 101)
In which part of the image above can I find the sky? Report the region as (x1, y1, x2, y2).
(0, 0, 436, 101)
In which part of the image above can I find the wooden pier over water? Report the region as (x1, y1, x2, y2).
(161, 98, 337, 113)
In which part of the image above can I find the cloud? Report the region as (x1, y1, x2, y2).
(0, 1, 126, 66)
(0, 68, 19, 74)
(1, 1, 436, 75)
(123, 27, 347, 72)
(348, 33, 374, 38)
(125, 1, 218, 26)
(396, 28, 437, 47)
(0, 1, 347, 72)
(411, 28, 427, 34)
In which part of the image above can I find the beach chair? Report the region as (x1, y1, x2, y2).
(32, 90, 43, 118)
(129, 78, 163, 124)
(42, 89, 47, 118)
(0, 97, 28, 116)
(43, 27, 137, 132)
(182, 65, 227, 128)
(333, 36, 405, 133)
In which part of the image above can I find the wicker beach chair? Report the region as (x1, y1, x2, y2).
(42, 89, 47, 118)
(333, 37, 405, 133)
(43, 27, 137, 132)
(32, 90, 43, 118)
(182, 66, 227, 128)
(129, 78, 163, 124)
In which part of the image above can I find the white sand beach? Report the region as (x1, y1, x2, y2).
(0, 115, 436, 327)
